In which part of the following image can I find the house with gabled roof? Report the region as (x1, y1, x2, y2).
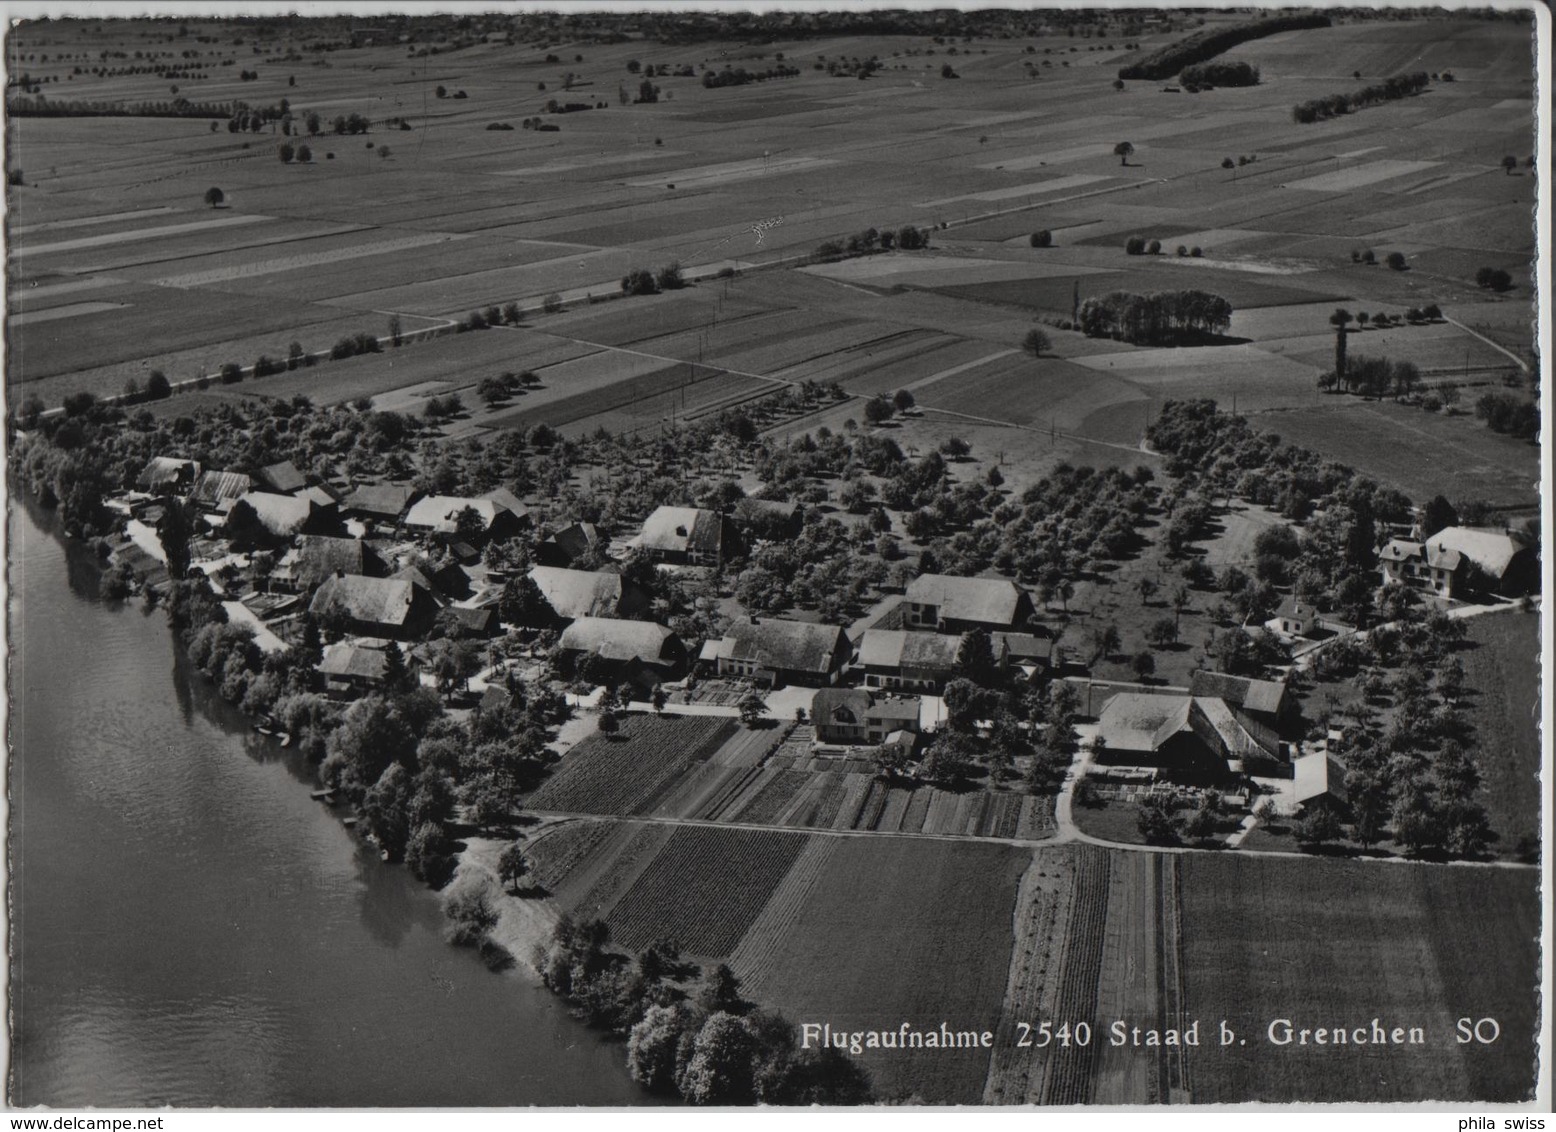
(537, 521, 605, 568)
(191, 469, 254, 513)
(1094, 691, 1274, 781)
(558, 617, 687, 686)
(273, 535, 385, 593)
(317, 640, 415, 699)
(529, 566, 651, 624)
(403, 495, 528, 542)
(224, 492, 338, 548)
(1379, 526, 1537, 599)
(902, 573, 1034, 634)
(633, 506, 740, 567)
(811, 688, 922, 745)
(255, 460, 308, 494)
(1292, 751, 1350, 817)
(1265, 595, 1319, 638)
(342, 483, 421, 526)
(135, 456, 201, 494)
(309, 574, 439, 640)
(701, 616, 851, 687)
(856, 629, 974, 693)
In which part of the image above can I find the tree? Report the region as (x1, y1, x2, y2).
(497, 839, 529, 892)
(297, 144, 312, 163)
(955, 627, 999, 686)
(1113, 141, 1134, 165)
(1294, 805, 1343, 850)
(1029, 229, 1052, 248)
(862, 395, 893, 426)
(872, 741, 911, 782)
(597, 706, 620, 735)
(1089, 622, 1121, 664)
(203, 186, 224, 208)
(453, 505, 486, 543)
(1131, 650, 1156, 682)
(919, 733, 974, 788)
(543, 292, 563, 314)
(1023, 328, 1051, 358)
(1386, 251, 1407, 271)
(738, 691, 768, 728)
(145, 370, 171, 400)
(651, 685, 668, 714)
(278, 142, 294, 163)
(678, 1012, 759, 1104)
(1502, 155, 1517, 175)
(1136, 794, 1180, 844)
(1145, 617, 1178, 648)
(628, 1004, 699, 1094)
(1328, 308, 1352, 380)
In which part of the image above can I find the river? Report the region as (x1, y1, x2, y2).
(8, 494, 648, 1107)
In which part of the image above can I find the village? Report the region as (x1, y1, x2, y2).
(97, 431, 1536, 850)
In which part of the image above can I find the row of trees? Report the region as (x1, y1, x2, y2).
(621, 263, 685, 296)
(1292, 71, 1430, 123)
(533, 920, 871, 1103)
(1178, 60, 1259, 87)
(813, 224, 930, 261)
(1077, 290, 1233, 344)
(1117, 12, 1329, 80)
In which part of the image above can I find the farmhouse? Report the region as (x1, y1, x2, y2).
(403, 495, 528, 542)
(1265, 596, 1319, 638)
(736, 496, 804, 540)
(537, 521, 605, 567)
(223, 492, 337, 547)
(1378, 527, 1536, 599)
(529, 565, 651, 622)
(633, 505, 740, 567)
(309, 574, 439, 640)
(1188, 670, 1292, 737)
(856, 629, 977, 693)
(558, 616, 687, 686)
(993, 632, 1055, 681)
(191, 469, 254, 513)
(272, 535, 385, 592)
(135, 456, 201, 494)
(702, 617, 851, 687)
(342, 483, 420, 525)
(1292, 751, 1350, 817)
(902, 573, 1034, 634)
(317, 640, 411, 699)
(811, 688, 922, 745)
(1094, 691, 1278, 781)
(255, 460, 308, 495)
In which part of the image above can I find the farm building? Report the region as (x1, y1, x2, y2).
(135, 456, 201, 494)
(1187, 670, 1293, 739)
(309, 574, 439, 640)
(558, 616, 687, 687)
(856, 628, 974, 693)
(388, 563, 453, 606)
(1378, 527, 1537, 599)
(342, 483, 421, 525)
(317, 640, 412, 698)
(255, 460, 308, 495)
(632, 505, 741, 567)
(735, 496, 804, 540)
(479, 486, 531, 522)
(444, 606, 499, 639)
(1265, 596, 1319, 638)
(1093, 691, 1279, 782)
(403, 495, 528, 542)
(223, 492, 338, 548)
(993, 632, 1055, 681)
(272, 535, 385, 592)
(702, 617, 852, 687)
(1292, 751, 1350, 817)
(811, 688, 922, 745)
(529, 566, 651, 623)
(902, 573, 1034, 634)
(191, 469, 254, 513)
(536, 521, 605, 567)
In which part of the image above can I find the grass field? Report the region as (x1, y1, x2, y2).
(1178, 854, 1540, 1103)
(736, 837, 1033, 1103)
(1458, 611, 1541, 861)
(1248, 400, 1539, 512)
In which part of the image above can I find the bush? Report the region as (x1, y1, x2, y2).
(1190, 246, 1202, 257)
(1147, 239, 1162, 255)
(145, 371, 171, 400)
(1476, 266, 1513, 291)
(656, 262, 685, 291)
(542, 292, 563, 314)
(1386, 251, 1407, 271)
(1124, 235, 1147, 255)
(622, 267, 659, 296)
(1029, 229, 1052, 248)
(442, 872, 501, 946)
(219, 362, 244, 384)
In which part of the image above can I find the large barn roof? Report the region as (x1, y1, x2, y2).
(711, 617, 847, 675)
(529, 566, 626, 620)
(904, 573, 1025, 626)
(559, 617, 677, 663)
(310, 575, 418, 628)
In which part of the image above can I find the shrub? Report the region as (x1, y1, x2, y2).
(1124, 235, 1147, 255)
(1386, 251, 1407, 271)
(1029, 229, 1052, 248)
(219, 362, 244, 384)
(656, 262, 685, 291)
(1147, 239, 1162, 255)
(1177, 245, 1188, 257)
(621, 267, 659, 295)
(145, 371, 171, 400)
(1361, 248, 1376, 265)
(1190, 246, 1202, 257)
(542, 292, 563, 314)
(442, 872, 501, 946)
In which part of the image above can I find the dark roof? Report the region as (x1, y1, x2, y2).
(530, 566, 628, 620)
(543, 521, 603, 563)
(292, 536, 374, 588)
(310, 575, 420, 628)
(449, 606, 497, 634)
(857, 629, 961, 671)
(812, 687, 871, 725)
(1188, 671, 1287, 716)
(343, 482, 418, 520)
(480, 684, 518, 713)
(318, 642, 388, 680)
(257, 460, 307, 494)
(638, 506, 726, 556)
(713, 617, 848, 675)
(136, 456, 200, 491)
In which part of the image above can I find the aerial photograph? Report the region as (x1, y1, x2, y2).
(5, 1, 1546, 1110)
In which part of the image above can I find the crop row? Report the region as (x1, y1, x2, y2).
(1044, 845, 1111, 1105)
(606, 826, 808, 956)
(526, 714, 735, 815)
(524, 820, 614, 891)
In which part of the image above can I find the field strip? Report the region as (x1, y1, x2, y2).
(1091, 852, 1160, 1104)
(15, 213, 271, 258)
(10, 276, 125, 304)
(1442, 316, 1531, 372)
(899, 348, 1019, 393)
(624, 154, 837, 189)
(11, 206, 176, 236)
(524, 807, 1062, 847)
(1284, 159, 1441, 192)
(148, 231, 472, 288)
(10, 301, 129, 326)
(728, 835, 837, 989)
(923, 175, 1111, 207)
(496, 151, 689, 176)
(979, 143, 1115, 172)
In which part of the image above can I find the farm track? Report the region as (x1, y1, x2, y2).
(523, 808, 1064, 849)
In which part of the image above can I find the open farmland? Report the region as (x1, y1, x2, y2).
(1457, 611, 1541, 860)
(524, 714, 737, 816)
(1178, 854, 1540, 1103)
